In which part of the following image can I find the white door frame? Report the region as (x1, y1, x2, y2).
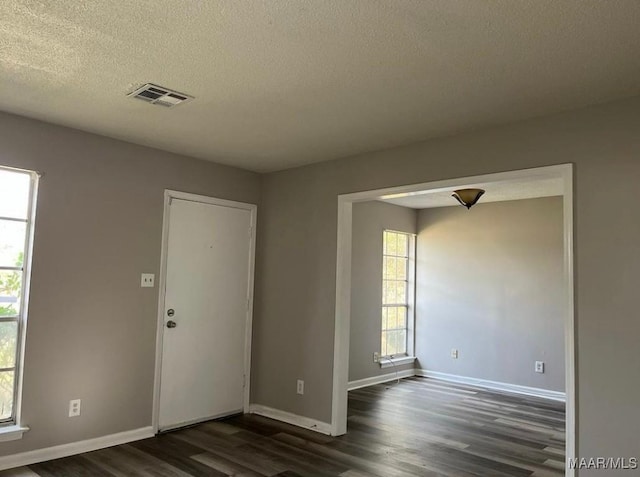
(152, 190, 257, 434)
(332, 164, 575, 475)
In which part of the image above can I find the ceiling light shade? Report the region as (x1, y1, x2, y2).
(452, 188, 485, 209)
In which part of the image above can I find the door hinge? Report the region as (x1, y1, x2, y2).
(243, 374, 246, 388)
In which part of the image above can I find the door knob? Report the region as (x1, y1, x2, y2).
(166, 320, 177, 328)
(167, 309, 175, 317)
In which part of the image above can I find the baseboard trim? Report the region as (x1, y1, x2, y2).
(0, 426, 154, 471)
(416, 370, 566, 402)
(348, 369, 416, 391)
(249, 404, 332, 435)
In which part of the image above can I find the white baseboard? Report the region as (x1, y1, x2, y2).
(348, 369, 416, 391)
(249, 404, 332, 435)
(416, 369, 566, 402)
(0, 426, 154, 471)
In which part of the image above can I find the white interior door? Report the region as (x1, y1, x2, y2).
(158, 196, 254, 431)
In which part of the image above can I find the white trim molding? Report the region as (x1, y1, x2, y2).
(249, 405, 332, 436)
(562, 164, 576, 477)
(0, 426, 154, 471)
(0, 425, 29, 442)
(379, 356, 416, 369)
(416, 370, 566, 402)
(348, 369, 416, 391)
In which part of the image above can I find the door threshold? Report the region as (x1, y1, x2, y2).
(158, 409, 244, 434)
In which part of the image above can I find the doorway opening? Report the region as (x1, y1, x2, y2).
(332, 164, 574, 474)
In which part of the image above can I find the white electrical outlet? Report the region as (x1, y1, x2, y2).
(451, 348, 459, 359)
(373, 352, 380, 363)
(141, 273, 155, 288)
(296, 379, 304, 395)
(535, 361, 545, 373)
(69, 399, 81, 417)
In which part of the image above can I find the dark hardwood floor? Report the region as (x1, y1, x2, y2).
(1, 377, 566, 476)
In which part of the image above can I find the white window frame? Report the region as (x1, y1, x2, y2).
(380, 229, 416, 367)
(0, 165, 38, 440)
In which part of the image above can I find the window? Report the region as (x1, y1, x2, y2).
(0, 166, 38, 430)
(381, 230, 415, 357)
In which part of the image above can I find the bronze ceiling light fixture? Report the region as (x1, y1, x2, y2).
(452, 188, 485, 209)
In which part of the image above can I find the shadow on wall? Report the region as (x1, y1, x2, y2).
(415, 196, 565, 392)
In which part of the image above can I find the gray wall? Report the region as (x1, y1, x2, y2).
(415, 197, 565, 392)
(349, 201, 417, 383)
(0, 112, 260, 455)
(252, 96, 640, 467)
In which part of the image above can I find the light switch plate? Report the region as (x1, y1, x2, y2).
(141, 273, 155, 288)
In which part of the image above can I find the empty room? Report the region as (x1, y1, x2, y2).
(0, 1, 639, 476)
(347, 174, 568, 475)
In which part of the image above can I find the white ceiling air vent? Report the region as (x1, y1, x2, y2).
(127, 83, 193, 108)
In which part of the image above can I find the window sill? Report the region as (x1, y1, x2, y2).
(378, 355, 416, 369)
(0, 424, 29, 442)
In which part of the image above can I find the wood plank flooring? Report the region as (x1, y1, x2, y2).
(0, 377, 566, 476)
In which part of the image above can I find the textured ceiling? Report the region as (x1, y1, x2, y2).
(381, 177, 563, 209)
(1, 1, 639, 172)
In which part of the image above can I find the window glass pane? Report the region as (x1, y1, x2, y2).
(396, 257, 407, 280)
(0, 370, 14, 420)
(387, 307, 398, 330)
(387, 330, 398, 355)
(381, 308, 388, 331)
(393, 256, 400, 279)
(397, 329, 407, 354)
(394, 281, 401, 302)
(395, 281, 407, 304)
(386, 257, 405, 280)
(385, 232, 398, 256)
(383, 281, 406, 305)
(383, 331, 391, 355)
(383, 257, 397, 280)
(0, 170, 30, 220)
(0, 322, 17, 369)
(397, 307, 407, 329)
(383, 281, 395, 304)
(0, 220, 27, 268)
(397, 234, 408, 257)
(0, 270, 22, 317)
